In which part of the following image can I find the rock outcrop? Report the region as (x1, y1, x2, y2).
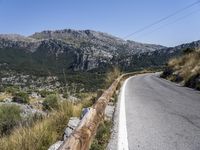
(0, 29, 200, 72)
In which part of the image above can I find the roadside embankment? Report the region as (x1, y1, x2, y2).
(161, 48, 200, 90)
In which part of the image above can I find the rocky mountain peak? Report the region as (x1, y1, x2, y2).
(0, 28, 199, 72)
(0, 34, 36, 42)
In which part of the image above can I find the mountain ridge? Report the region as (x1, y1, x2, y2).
(0, 29, 200, 73)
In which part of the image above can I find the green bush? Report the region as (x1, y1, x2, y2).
(13, 91, 30, 104)
(39, 90, 55, 98)
(0, 104, 21, 136)
(5, 86, 19, 95)
(90, 121, 112, 150)
(43, 94, 60, 111)
(0, 101, 74, 150)
(90, 139, 102, 150)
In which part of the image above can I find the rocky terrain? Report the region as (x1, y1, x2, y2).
(0, 29, 166, 73)
(1, 29, 200, 74)
(1, 29, 200, 92)
(1, 29, 200, 150)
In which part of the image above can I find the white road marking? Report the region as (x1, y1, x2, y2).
(118, 77, 130, 150)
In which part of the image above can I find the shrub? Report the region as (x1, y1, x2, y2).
(5, 86, 19, 95)
(13, 91, 30, 104)
(43, 94, 60, 111)
(185, 74, 200, 90)
(0, 92, 96, 150)
(160, 67, 173, 78)
(162, 49, 200, 90)
(0, 101, 73, 150)
(90, 121, 112, 150)
(0, 104, 21, 136)
(39, 90, 55, 98)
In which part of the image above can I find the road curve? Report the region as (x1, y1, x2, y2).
(122, 73, 200, 150)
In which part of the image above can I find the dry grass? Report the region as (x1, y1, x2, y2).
(168, 51, 200, 81)
(162, 49, 200, 90)
(0, 93, 12, 102)
(105, 67, 121, 88)
(0, 101, 73, 150)
(73, 92, 96, 117)
(0, 92, 96, 150)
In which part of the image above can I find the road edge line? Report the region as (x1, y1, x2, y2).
(118, 77, 130, 150)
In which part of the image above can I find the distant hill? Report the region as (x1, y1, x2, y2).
(0, 29, 200, 74)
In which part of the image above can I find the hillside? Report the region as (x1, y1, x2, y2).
(1, 29, 200, 74)
(161, 48, 200, 90)
(1, 29, 200, 91)
(1, 29, 200, 150)
(0, 29, 167, 74)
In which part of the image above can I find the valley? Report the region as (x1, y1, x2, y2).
(0, 29, 200, 150)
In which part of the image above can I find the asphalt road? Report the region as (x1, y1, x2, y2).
(123, 73, 200, 150)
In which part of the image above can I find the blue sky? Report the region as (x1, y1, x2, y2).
(0, 0, 200, 46)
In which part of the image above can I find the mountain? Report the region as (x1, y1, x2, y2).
(0, 29, 200, 74)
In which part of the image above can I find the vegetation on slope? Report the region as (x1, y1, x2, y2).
(161, 48, 200, 90)
(0, 101, 73, 150)
(0, 67, 120, 150)
(90, 121, 112, 150)
(0, 105, 21, 136)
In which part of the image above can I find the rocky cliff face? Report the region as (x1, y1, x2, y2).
(0, 29, 199, 73)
